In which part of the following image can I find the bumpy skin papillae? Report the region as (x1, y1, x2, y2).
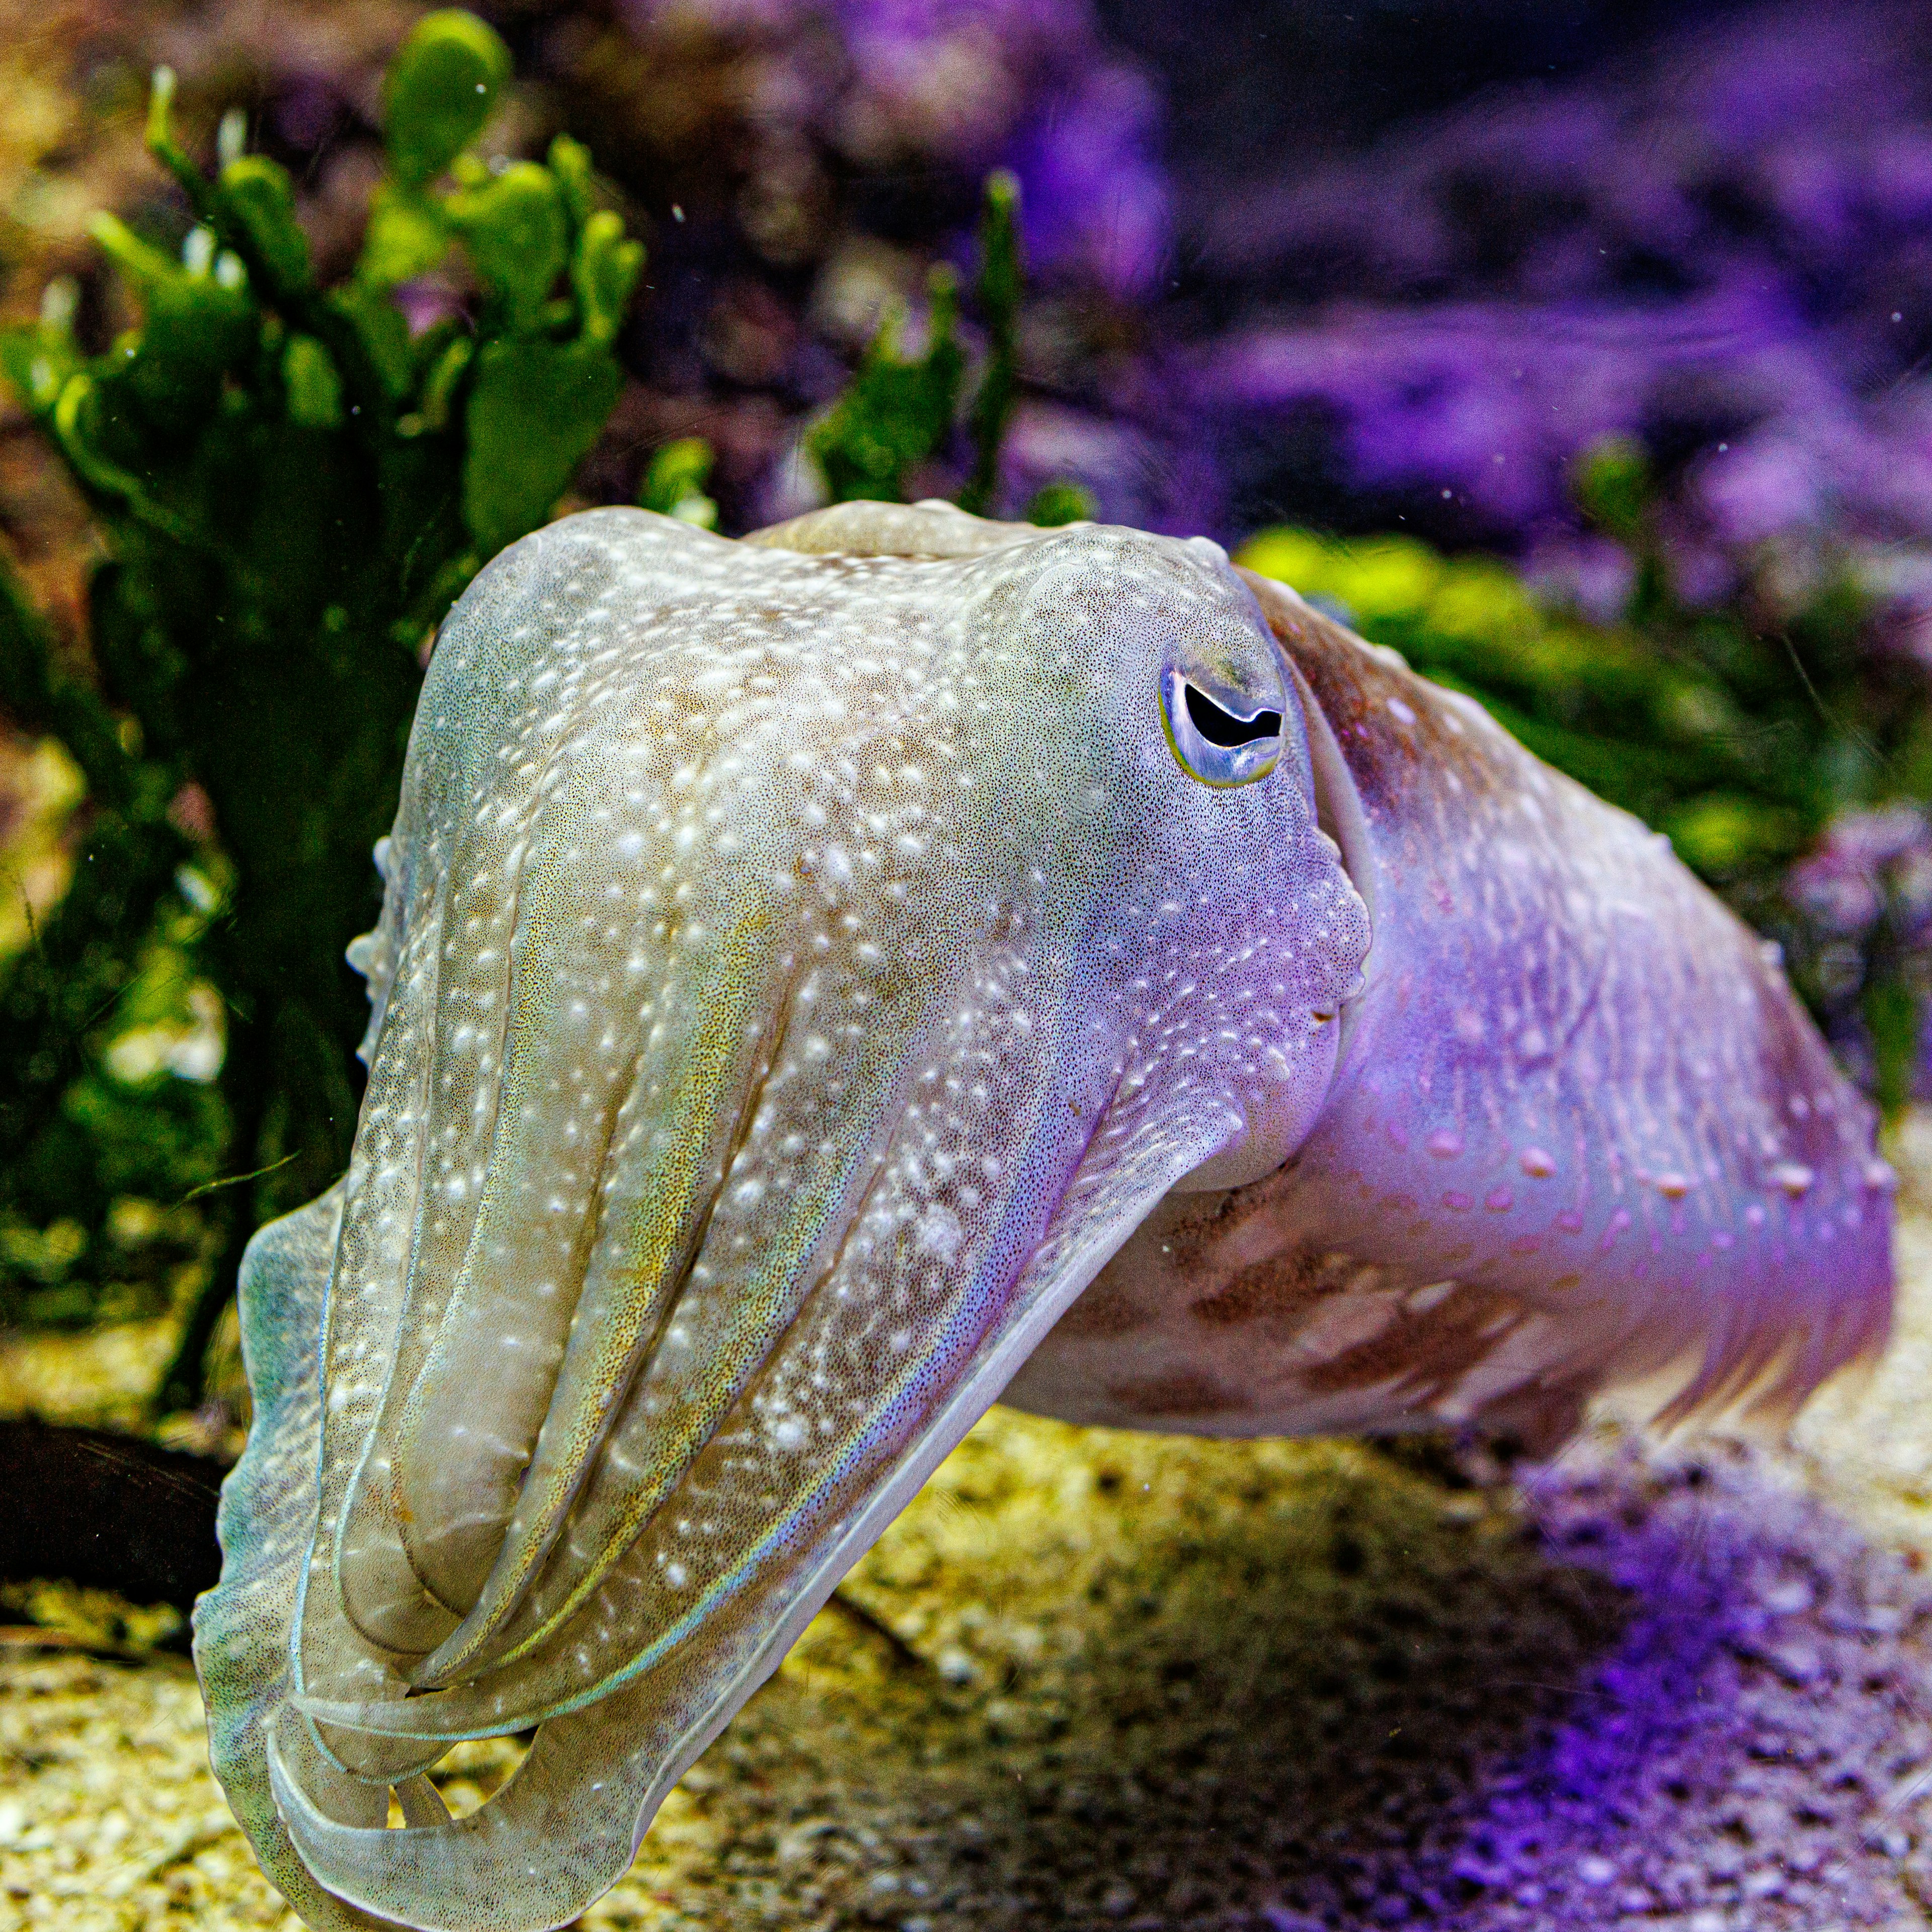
(193, 503, 1891, 1932)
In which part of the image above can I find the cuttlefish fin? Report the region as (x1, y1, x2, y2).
(742, 498, 1044, 559)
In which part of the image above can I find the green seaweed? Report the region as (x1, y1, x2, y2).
(1024, 481, 1098, 528)
(958, 172, 1022, 517)
(806, 172, 1023, 508)
(637, 437, 719, 530)
(806, 264, 965, 504)
(0, 12, 642, 1379)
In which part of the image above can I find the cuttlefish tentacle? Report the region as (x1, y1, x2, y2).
(191, 1187, 402, 1932)
(405, 926, 800, 1688)
(335, 654, 700, 1647)
(196, 501, 1890, 1932)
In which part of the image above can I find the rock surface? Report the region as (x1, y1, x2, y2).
(4, 1122, 1932, 1932)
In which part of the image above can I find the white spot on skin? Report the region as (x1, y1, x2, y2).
(914, 1205, 963, 1260)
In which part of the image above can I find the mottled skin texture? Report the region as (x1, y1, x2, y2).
(1007, 572, 1892, 1446)
(192, 502, 1892, 1932)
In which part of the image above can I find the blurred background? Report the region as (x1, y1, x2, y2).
(0, 0, 1929, 1420)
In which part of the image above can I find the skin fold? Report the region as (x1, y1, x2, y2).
(192, 501, 1893, 1932)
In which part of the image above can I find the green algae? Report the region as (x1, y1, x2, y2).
(806, 173, 1022, 509)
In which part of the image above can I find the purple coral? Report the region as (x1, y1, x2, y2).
(1184, 0, 1932, 586)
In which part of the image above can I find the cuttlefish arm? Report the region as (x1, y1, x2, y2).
(194, 502, 1890, 1932)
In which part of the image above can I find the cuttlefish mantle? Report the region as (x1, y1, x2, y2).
(193, 500, 1892, 1932)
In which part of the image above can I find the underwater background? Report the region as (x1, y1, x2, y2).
(2, 3, 1932, 1928)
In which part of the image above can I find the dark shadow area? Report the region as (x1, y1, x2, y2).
(0, 1418, 222, 1620)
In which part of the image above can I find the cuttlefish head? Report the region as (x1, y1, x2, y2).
(200, 504, 1367, 1932)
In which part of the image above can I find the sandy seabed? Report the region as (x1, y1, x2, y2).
(5, 1128, 1932, 1932)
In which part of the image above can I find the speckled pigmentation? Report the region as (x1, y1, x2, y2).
(192, 503, 1892, 1932)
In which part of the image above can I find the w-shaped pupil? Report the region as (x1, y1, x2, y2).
(1185, 683, 1282, 748)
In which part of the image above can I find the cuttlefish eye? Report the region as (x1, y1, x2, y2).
(1160, 666, 1286, 788)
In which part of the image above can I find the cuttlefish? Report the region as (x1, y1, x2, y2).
(194, 501, 1893, 1932)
